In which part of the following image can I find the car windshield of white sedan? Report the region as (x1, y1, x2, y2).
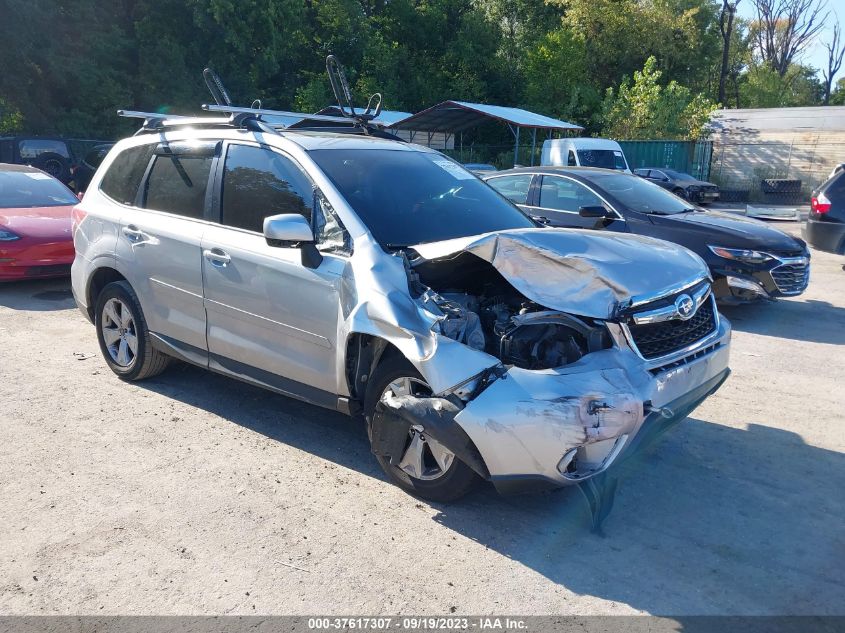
(0, 170, 78, 208)
(587, 172, 694, 215)
(310, 149, 535, 247)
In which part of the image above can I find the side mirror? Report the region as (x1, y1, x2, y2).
(263, 213, 323, 269)
(578, 205, 612, 218)
(531, 215, 551, 226)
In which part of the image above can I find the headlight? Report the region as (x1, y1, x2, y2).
(0, 228, 21, 241)
(687, 185, 701, 192)
(708, 245, 774, 264)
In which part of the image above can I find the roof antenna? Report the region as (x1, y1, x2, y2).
(203, 68, 233, 106)
(326, 55, 382, 124)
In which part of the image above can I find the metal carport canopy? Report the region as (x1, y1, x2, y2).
(389, 100, 583, 166)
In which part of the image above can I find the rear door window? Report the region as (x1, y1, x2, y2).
(539, 176, 603, 212)
(141, 143, 216, 218)
(486, 174, 534, 205)
(100, 144, 155, 206)
(220, 144, 313, 233)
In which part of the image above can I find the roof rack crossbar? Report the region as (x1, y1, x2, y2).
(118, 109, 283, 137)
(202, 104, 361, 126)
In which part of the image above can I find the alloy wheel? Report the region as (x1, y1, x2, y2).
(101, 298, 138, 368)
(380, 377, 455, 481)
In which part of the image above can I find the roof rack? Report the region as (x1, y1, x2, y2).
(118, 109, 280, 136)
(118, 56, 402, 140)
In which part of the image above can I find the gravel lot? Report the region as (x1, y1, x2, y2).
(1, 222, 843, 616)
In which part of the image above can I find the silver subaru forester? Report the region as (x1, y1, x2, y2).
(72, 118, 730, 501)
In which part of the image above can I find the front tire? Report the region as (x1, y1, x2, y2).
(364, 356, 479, 502)
(95, 281, 170, 380)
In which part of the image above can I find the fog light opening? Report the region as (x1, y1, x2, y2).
(726, 276, 769, 298)
(559, 435, 630, 480)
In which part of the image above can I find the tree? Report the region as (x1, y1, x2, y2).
(750, 0, 828, 77)
(601, 56, 717, 140)
(553, 0, 720, 94)
(822, 22, 845, 105)
(831, 77, 845, 105)
(718, 0, 741, 104)
(740, 62, 823, 106)
(522, 28, 599, 125)
(0, 97, 22, 134)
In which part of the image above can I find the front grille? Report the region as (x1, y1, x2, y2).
(771, 262, 809, 294)
(628, 298, 717, 360)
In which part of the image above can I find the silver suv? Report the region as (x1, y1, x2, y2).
(72, 116, 731, 501)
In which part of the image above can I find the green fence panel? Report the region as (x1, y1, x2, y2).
(618, 140, 712, 181)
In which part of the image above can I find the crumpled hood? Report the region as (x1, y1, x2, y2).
(411, 228, 709, 319)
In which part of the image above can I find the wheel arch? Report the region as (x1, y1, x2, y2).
(344, 332, 403, 406)
(86, 266, 128, 321)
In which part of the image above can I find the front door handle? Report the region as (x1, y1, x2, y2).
(203, 248, 231, 267)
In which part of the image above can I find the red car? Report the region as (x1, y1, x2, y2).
(0, 163, 79, 281)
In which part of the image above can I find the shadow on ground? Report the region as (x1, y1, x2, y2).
(6, 276, 842, 613)
(721, 298, 845, 346)
(138, 362, 845, 615)
(0, 278, 75, 312)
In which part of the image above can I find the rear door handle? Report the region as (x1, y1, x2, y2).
(203, 248, 231, 267)
(122, 225, 149, 243)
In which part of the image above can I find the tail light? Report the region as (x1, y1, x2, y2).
(811, 193, 831, 213)
(71, 206, 87, 235)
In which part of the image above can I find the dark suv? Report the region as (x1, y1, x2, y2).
(0, 137, 75, 186)
(804, 170, 845, 258)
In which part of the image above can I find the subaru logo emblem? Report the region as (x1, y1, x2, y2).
(675, 294, 695, 320)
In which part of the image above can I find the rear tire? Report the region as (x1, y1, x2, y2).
(95, 281, 170, 380)
(364, 356, 479, 502)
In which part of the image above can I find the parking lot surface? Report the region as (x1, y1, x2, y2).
(1, 222, 843, 616)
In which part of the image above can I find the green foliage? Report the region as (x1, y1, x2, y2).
(831, 78, 845, 106)
(0, 0, 834, 141)
(738, 63, 824, 108)
(601, 57, 718, 140)
(0, 98, 23, 134)
(522, 28, 600, 125)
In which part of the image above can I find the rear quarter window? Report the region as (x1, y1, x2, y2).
(100, 144, 155, 205)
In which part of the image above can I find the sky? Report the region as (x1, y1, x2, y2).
(737, 2, 844, 83)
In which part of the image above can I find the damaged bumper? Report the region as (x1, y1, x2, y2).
(452, 318, 731, 493)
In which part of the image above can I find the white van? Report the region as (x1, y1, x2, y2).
(541, 138, 631, 173)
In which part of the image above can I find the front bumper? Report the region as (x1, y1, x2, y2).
(690, 190, 720, 203)
(0, 238, 74, 281)
(711, 257, 810, 302)
(452, 318, 731, 492)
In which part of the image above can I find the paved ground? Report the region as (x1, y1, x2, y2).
(1, 222, 843, 616)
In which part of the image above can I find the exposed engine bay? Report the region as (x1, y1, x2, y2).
(407, 250, 611, 370)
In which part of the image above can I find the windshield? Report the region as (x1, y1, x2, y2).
(586, 172, 694, 215)
(309, 149, 535, 247)
(0, 169, 78, 208)
(577, 149, 628, 171)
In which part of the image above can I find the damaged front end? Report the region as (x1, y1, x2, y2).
(367, 229, 731, 493)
